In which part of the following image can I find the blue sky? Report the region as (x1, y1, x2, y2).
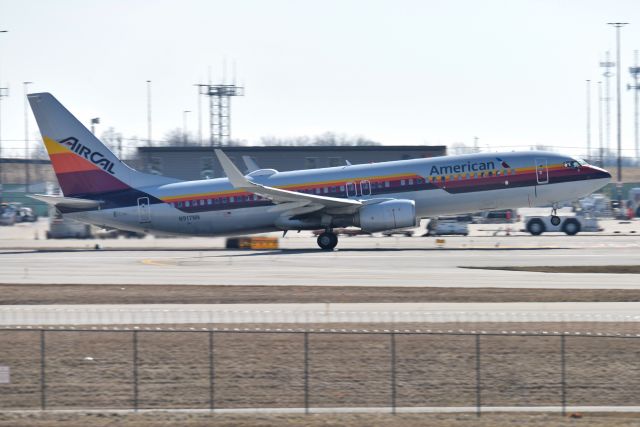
(1, 0, 639, 157)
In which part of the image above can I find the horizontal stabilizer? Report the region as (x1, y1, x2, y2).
(28, 194, 102, 209)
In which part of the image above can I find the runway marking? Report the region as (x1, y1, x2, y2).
(140, 258, 178, 267)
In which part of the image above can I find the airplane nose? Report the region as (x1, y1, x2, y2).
(589, 166, 611, 180)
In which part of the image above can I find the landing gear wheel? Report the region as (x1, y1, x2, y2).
(561, 218, 581, 236)
(317, 232, 338, 250)
(550, 215, 561, 226)
(526, 218, 546, 236)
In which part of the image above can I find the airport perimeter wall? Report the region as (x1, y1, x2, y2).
(1, 328, 639, 415)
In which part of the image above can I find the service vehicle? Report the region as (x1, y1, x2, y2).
(425, 216, 469, 236)
(524, 213, 601, 235)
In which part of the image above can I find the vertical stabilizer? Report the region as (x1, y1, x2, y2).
(28, 93, 175, 197)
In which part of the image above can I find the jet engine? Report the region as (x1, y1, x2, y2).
(355, 199, 416, 232)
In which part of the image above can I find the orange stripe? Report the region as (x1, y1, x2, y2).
(49, 151, 102, 174)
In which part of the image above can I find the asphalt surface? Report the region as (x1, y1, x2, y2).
(0, 236, 639, 288)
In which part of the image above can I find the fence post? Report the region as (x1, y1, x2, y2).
(209, 331, 215, 412)
(475, 334, 481, 417)
(133, 331, 138, 412)
(40, 330, 46, 411)
(390, 332, 397, 415)
(303, 332, 310, 414)
(561, 335, 566, 416)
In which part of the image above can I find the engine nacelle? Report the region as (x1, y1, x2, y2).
(356, 199, 417, 232)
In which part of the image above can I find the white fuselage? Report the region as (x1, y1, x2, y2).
(65, 151, 611, 236)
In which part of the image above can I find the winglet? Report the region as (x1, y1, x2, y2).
(215, 149, 251, 188)
(242, 155, 260, 173)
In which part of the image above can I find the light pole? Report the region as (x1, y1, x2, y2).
(600, 51, 615, 164)
(0, 30, 7, 203)
(629, 50, 640, 163)
(90, 117, 100, 135)
(608, 22, 628, 202)
(586, 80, 591, 162)
(23, 81, 33, 193)
(146, 80, 152, 146)
(183, 110, 191, 144)
(598, 81, 604, 167)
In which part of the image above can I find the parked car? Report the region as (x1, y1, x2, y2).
(0, 204, 17, 226)
(425, 217, 469, 236)
(473, 209, 517, 224)
(15, 207, 38, 223)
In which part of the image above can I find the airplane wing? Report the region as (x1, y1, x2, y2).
(28, 194, 102, 209)
(215, 149, 362, 211)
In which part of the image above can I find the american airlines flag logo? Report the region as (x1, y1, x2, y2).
(496, 157, 510, 169)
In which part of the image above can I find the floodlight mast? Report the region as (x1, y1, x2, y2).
(198, 83, 245, 147)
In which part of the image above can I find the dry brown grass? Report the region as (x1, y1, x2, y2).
(1, 326, 640, 412)
(2, 412, 640, 427)
(3, 412, 640, 427)
(3, 284, 640, 305)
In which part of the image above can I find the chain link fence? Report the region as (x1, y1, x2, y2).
(1, 328, 640, 415)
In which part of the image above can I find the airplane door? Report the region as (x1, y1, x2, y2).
(346, 182, 358, 198)
(535, 159, 549, 184)
(137, 197, 151, 223)
(360, 180, 371, 196)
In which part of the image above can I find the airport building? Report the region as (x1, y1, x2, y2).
(135, 145, 447, 180)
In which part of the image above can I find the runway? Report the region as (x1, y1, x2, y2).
(3, 302, 640, 325)
(0, 235, 639, 289)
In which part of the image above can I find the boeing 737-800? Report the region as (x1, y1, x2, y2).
(28, 93, 611, 249)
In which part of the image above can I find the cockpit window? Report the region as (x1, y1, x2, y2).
(563, 159, 585, 169)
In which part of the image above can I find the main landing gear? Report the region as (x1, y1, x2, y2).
(317, 230, 338, 250)
(550, 205, 561, 226)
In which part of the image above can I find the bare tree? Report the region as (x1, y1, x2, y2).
(261, 132, 380, 147)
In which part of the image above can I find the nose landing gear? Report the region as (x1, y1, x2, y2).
(317, 230, 338, 250)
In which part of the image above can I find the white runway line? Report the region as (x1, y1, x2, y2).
(2, 302, 640, 325)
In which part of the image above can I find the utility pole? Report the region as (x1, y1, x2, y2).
(146, 80, 152, 146)
(598, 81, 604, 167)
(23, 81, 33, 193)
(586, 80, 591, 162)
(608, 22, 628, 202)
(600, 51, 615, 164)
(629, 50, 640, 163)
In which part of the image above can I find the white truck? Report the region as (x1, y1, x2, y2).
(524, 214, 601, 236)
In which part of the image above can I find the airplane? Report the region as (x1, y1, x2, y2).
(27, 92, 611, 250)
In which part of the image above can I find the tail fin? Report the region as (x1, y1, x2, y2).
(28, 93, 175, 197)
